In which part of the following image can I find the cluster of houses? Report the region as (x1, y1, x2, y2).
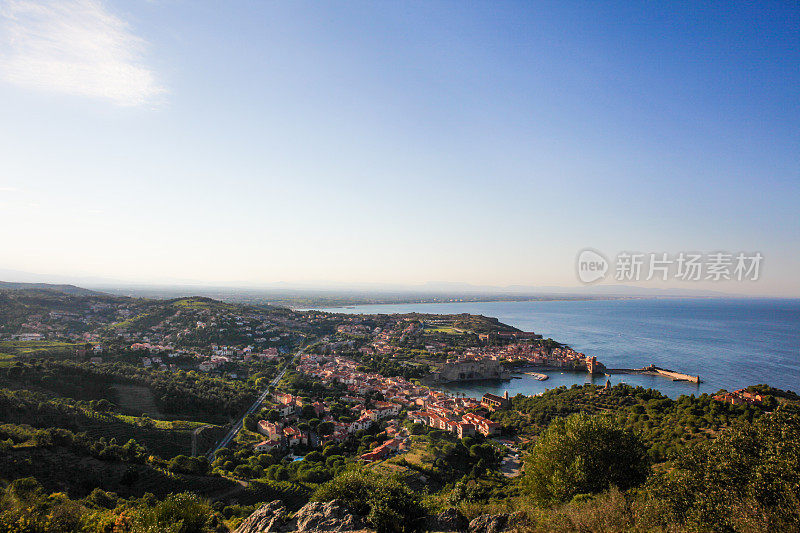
(109, 305, 303, 367)
(124, 340, 283, 373)
(357, 320, 422, 355)
(130, 342, 172, 352)
(336, 324, 371, 335)
(295, 353, 430, 407)
(8, 333, 45, 341)
(255, 419, 310, 451)
(9, 303, 139, 342)
(338, 316, 598, 374)
(360, 437, 404, 462)
(408, 394, 504, 439)
(250, 352, 511, 459)
(713, 388, 764, 405)
(253, 387, 404, 453)
(298, 355, 509, 451)
(451, 342, 594, 370)
(199, 345, 282, 371)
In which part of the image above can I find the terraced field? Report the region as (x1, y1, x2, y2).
(0, 340, 81, 356)
(0, 446, 237, 500)
(80, 415, 194, 458)
(113, 383, 162, 417)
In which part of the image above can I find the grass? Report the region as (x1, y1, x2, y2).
(0, 340, 81, 355)
(370, 438, 434, 476)
(172, 297, 237, 311)
(0, 353, 15, 367)
(107, 313, 149, 329)
(235, 427, 264, 446)
(114, 414, 211, 430)
(426, 327, 468, 334)
(172, 298, 214, 309)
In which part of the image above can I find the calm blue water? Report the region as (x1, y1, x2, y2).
(318, 298, 800, 399)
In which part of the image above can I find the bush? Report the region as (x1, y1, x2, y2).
(127, 492, 216, 533)
(647, 408, 800, 531)
(168, 455, 209, 475)
(313, 470, 424, 533)
(0, 477, 84, 532)
(523, 412, 649, 503)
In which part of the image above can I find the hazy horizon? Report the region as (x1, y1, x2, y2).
(0, 267, 793, 300)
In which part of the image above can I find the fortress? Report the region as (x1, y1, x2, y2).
(428, 359, 511, 383)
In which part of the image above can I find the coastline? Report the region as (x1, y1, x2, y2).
(321, 298, 800, 394)
(303, 295, 660, 311)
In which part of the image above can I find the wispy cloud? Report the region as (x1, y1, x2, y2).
(0, 0, 165, 106)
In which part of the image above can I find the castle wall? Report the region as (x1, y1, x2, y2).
(437, 359, 506, 382)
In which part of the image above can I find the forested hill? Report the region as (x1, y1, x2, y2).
(0, 288, 289, 339)
(0, 287, 524, 343)
(0, 281, 106, 296)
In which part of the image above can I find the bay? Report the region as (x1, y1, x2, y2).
(317, 298, 800, 399)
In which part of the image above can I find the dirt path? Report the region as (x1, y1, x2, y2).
(207, 478, 249, 501)
(192, 425, 213, 456)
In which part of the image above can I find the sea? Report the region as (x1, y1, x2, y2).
(317, 298, 800, 400)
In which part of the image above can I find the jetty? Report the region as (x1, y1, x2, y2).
(608, 364, 701, 383)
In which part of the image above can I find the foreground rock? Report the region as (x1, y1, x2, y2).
(426, 508, 469, 532)
(467, 511, 526, 533)
(235, 500, 525, 533)
(234, 499, 365, 533)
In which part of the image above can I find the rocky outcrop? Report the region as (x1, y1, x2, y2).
(234, 499, 365, 533)
(293, 501, 365, 532)
(235, 500, 525, 533)
(235, 501, 289, 533)
(467, 512, 525, 533)
(426, 508, 468, 532)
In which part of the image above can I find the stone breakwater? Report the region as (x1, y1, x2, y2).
(608, 364, 701, 383)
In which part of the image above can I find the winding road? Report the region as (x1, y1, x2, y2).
(206, 350, 300, 459)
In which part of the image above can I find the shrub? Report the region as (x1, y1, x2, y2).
(647, 408, 800, 531)
(523, 412, 649, 503)
(313, 470, 424, 533)
(128, 492, 215, 533)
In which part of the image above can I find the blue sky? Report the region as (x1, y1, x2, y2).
(0, 1, 798, 295)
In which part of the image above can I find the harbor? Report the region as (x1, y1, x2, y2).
(441, 367, 706, 400)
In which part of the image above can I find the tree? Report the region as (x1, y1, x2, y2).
(648, 408, 800, 531)
(128, 492, 216, 533)
(318, 421, 334, 436)
(313, 470, 424, 533)
(523, 412, 648, 503)
(244, 413, 259, 432)
(304, 451, 323, 462)
(168, 455, 209, 475)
